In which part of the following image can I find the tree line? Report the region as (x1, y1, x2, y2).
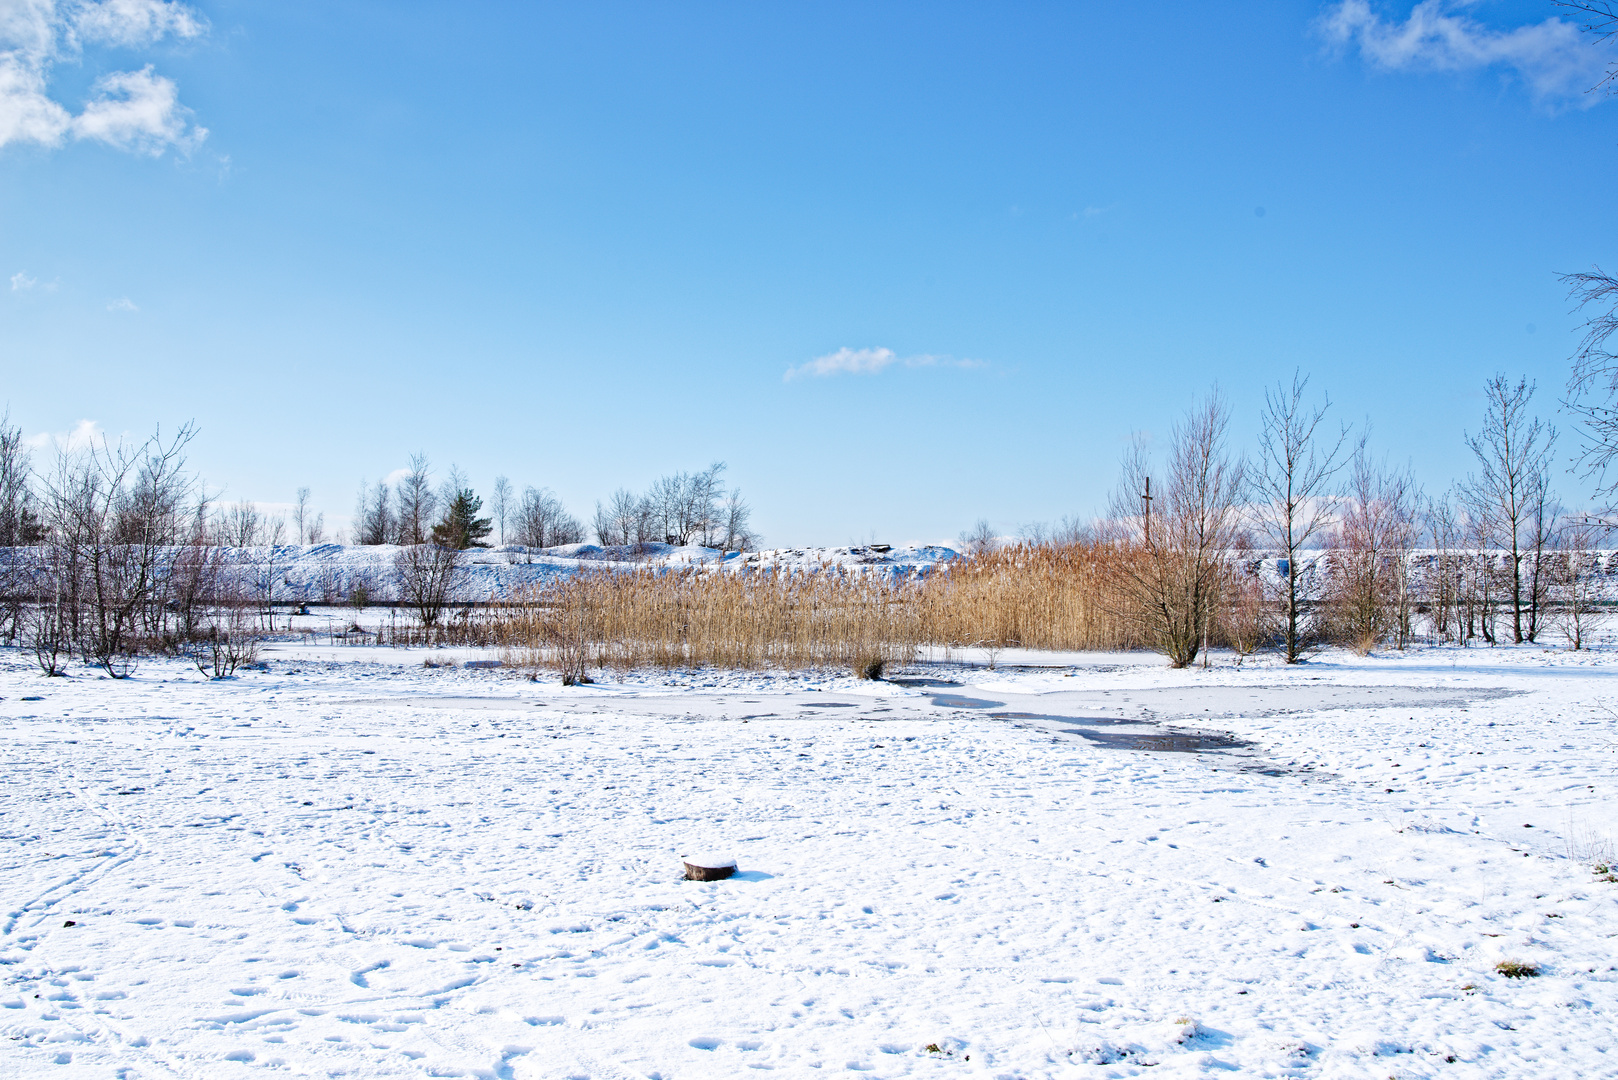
(0, 423, 765, 674)
(1078, 370, 1599, 668)
(351, 456, 756, 552)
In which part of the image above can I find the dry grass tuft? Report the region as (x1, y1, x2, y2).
(852, 653, 886, 680)
(1494, 960, 1540, 979)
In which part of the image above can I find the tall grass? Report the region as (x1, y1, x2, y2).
(491, 539, 1149, 678)
(493, 565, 923, 678)
(917, 541, 1143, 651)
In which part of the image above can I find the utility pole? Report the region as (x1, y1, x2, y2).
(1141, 476, 1153, 545)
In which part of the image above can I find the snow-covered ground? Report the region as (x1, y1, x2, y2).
(2, 642, 1616, 1079)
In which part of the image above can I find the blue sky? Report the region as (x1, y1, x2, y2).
(2, 1, 1614, 545)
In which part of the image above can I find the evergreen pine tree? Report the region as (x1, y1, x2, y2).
(431, 489, 493, 550)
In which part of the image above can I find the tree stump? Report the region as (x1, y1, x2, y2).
(683, 855, 737, 881)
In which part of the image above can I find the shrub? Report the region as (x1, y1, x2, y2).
(852, 653, 885, 680)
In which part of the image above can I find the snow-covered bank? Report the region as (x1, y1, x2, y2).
(0, 542, 961, 604)
(1, 645, 1616, 1078)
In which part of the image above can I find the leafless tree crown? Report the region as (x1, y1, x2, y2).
(1461, 375, 1557, 644)
(1252, 372, 1348, 662)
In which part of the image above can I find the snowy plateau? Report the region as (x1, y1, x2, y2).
(2, 630, 1617, 1077)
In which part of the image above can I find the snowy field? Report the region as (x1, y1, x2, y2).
(2, 642, 1616, 1079)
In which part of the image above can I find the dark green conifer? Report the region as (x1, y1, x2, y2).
(430, 489, 492, 550)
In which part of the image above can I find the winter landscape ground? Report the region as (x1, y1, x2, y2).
(3, 634, 1615, 1079)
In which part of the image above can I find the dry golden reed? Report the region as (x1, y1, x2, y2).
(491, 539, 1152, 677)
(917, 541, 1144, 652)
(493, 565, 922, 677)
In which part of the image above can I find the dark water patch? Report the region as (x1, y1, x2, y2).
(929, 695, 1005, 710)
(1066, 728, 1249, 753)
(889, 677, 962, 689)
(991, 711, 1135, 726)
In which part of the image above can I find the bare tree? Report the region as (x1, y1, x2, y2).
(294, 487, 312, 545)
(396, 453, 436, 544)
(1321, 445, 1420, 653)
(1423, 492, 1464, 643)
(165, 523, 230, 649)
(1110, 392, 1246, 668)
(192, 579, 261, 678)
(594, 488, 640, 546)
(1552, 521, 1607, 650)
(39, 424, 198, 676)
(643, 463, 728, 546)
(1564, 267, 1618, 502)
(1251, 372, 1348, 662)
(515, 486, 584, 548)
(592, 499, 617, 546)
(0, 412, 38, 643)
(0, 411, 41, 547)
(1462, 502, 1503, 645)
(355, 480, 394, 546)
(1524, 489, 1560, 643)
(491, 475, 512, 546)
(958, 519, 997, 556)
(720, 489, 757, 551)
(218, 500, 262, 548)
(26, 588, 72, 676)
(1222, 534, 1275, 658)
(1555, 1, 1618, 93)
(253, 514, 289, 629)
(1461, 375, 1557, 644)
(632, 492, 658, 545)
(394, 543, 463, 629)
(1020, 516, 1091, 546)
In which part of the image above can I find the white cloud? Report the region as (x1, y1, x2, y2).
(0, 0, 206, 154)
(789, 346, 902, 379)
(1320, 1, 1611, 103)
(106, 295, 136, 311)
(785, 346, 986, 381)
(74, 65, 203, 153)
(24, 417, 104, 452)
(10, 269, 35, 289)
(75, 0, 205, 48)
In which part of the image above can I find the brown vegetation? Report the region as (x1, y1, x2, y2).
(489, 538, 1174, 681)
(915, 541, 1142, 652)
(494, 566, 924, 678)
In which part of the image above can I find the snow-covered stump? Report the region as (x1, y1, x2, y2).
(682, 855, 737, 881)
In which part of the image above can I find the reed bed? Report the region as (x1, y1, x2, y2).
(491, 539, 1144, 678)
(493, 566, 923, 680)
(918, 542, 1144, 651)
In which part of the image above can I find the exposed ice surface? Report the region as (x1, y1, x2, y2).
(1, 642, 1615, 1078)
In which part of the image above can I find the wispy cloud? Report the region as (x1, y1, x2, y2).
(785, 346, 986, 381)
(106, 296, 137, 312)
(0, 0, 208, 154)
(10, 270, 35, 290)
(24, 418, 104, 452)
(1319, 0, 1611, 104)
(74, 0, 206, 47)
